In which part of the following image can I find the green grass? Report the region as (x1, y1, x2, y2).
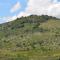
(0, 50, 60, 60)
(0, 15, 60, 60)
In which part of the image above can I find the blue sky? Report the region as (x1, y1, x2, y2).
(0, 0, 60, 23)
(0, 0, 27, 17)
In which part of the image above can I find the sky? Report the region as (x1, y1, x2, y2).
(0, 0, 60, 23)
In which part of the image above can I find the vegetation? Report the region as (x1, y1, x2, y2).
(0, 15, 60, 60)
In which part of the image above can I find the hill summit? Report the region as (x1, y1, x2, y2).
(0, 15, 60, 60)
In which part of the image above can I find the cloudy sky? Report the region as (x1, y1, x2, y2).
(0, 0, 60, 23)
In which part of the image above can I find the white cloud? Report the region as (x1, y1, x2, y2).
(10, 2, 21, 13)
(1, 0, 60, 24)
(0, 16, 17, 24)
(17, 0, 60, 18)
(0, 17, 12, 24)
(17, 11, 30, 18)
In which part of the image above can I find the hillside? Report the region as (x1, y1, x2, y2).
(0, 15, 60, 60)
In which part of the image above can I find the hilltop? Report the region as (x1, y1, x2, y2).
(0, 15, 60, 60)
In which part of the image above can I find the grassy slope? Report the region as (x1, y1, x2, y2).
(0, 15, 60, 60)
